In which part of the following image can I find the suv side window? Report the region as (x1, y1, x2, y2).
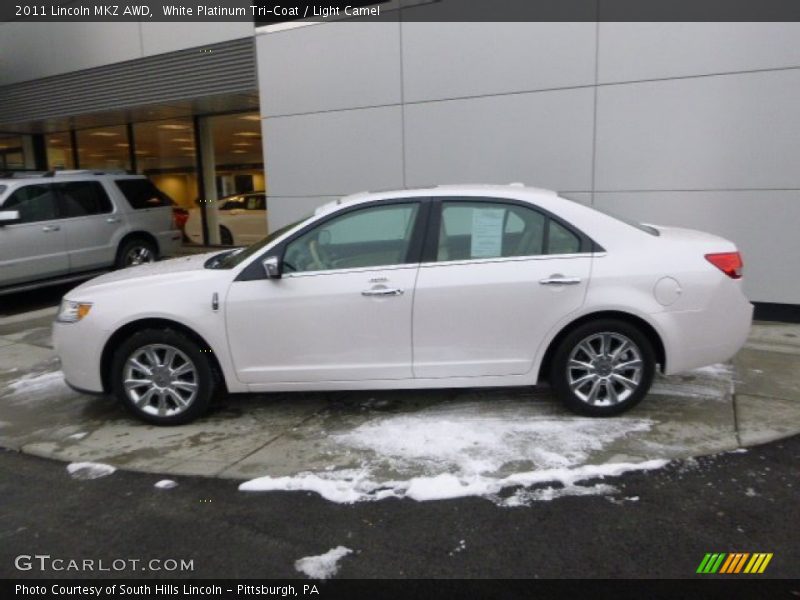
(438, 201, 546, 261)
(2, 184, 58, 223)
(56, 181, 113, 217)
(114, 179, 172, 209)
(283, 203, 420, 273)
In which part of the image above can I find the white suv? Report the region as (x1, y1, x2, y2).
(0, 171, 182, 294)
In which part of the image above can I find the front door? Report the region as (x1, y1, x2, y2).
(0, 184, 68, 287)
(413, 199, 592, 379)
(226, 201, 425, 385)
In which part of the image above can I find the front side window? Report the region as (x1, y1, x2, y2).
(284, 203, 420, 273)
(437, 201, 546, 261)
(2, 184, 58, 223)
(56, 181, 113, 217)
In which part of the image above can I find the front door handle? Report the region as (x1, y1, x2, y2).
(361, 288, 404, 297)
(106, 216, 121, 223)
(42, 225, 61, 232)
(539, 276, 581, 286)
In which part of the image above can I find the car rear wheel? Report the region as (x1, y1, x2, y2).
(111, 329, 217, 425)
(116, 238, 157, 268)
(550, 319, 655, 417)
(220, 226, 233, 246)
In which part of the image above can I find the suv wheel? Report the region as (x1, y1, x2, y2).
(111, 329, 217, 425)
(550, 319, 655, 417)
(117, 238, 157, 268)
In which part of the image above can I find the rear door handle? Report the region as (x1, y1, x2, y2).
(42, 225, 60, 232)
(106, 216, 121, 223)
(362, 288, 404, 297)
(539, 276, 581, 285)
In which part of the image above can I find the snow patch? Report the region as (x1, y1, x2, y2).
(690, 363, 733, 378)
(155, 480, 178, 489)
(240, 459, 667, 504)
(294, 546, 352, 580)
(67, 432, 88, 440)
(6, 370, 69, 401)
(67, 462, 116, 480)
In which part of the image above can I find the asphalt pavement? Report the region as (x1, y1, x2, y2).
(1, 435, 798, 579)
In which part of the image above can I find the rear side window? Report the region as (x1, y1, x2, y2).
(2, 184, 58, 223)
(548, 219, 581, 254)
(115, 179, 172, 209)
(56, 181, 112, 217)
(246, 195, 266, 210)
(438, 201, 546, 261)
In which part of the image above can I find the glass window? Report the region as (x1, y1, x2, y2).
(220, 195, 245, 210)
(0, 135, 26, 171)
(3, 185, 58, 223)
(284, 203, 419, 273)
(46, 132, 75, 170)
(75, 125, 130, 171)
(245, 194, 266, 210)
(56, 181, 112, 217)
(548, 220, 581, 254)
(115, 179, 172, 209)
(438, 201, 546, 261)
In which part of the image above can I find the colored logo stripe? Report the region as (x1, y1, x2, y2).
(697, 552, 773, 574)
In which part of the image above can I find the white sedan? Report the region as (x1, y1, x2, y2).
(184, 192, 268, 246)
(53, 184, 753, 425)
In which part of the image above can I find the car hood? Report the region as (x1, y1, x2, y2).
(69, 252, 225, 295)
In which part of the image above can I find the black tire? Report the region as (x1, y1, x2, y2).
(549, 319, 656, 417)
(116, 237, 157, 269)
(220, 226, 234, 246)
(110, 328, 218, 425)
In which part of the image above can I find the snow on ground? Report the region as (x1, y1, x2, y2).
(66, 462, 116, 480)
(294, 546, 352, 580)
(5, 370, 70, 402)
(154, 480, 178, 489)
(240, 404, 667, 505)
(67, 432, 88, 440)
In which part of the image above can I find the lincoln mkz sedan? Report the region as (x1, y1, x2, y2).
(53, 185, 753, 425)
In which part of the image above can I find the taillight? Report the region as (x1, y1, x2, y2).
(705, 252, 743, 279)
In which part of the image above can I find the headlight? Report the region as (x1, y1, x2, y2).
(56, 300, 93, 323)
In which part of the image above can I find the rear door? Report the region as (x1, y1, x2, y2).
(55, 180, 119, 271)
(412, 198, 592, 379)
(0, 184, 69, 287)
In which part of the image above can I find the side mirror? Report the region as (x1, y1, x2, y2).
(0, 210, 20, 226)
(262, 255, 282, 279)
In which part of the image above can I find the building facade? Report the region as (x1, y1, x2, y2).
(1, 18, 799, 305)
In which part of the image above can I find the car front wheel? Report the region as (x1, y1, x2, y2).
(550, 319, 655, 417)
(111, 329, 217, 425)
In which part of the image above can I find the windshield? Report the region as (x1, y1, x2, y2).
(205, 216, 310, 269)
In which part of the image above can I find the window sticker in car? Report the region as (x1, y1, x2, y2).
(470, 208, 505, 258)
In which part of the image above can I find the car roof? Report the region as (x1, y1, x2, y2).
(0, 170, 144, 185)
(314, 183, 559, 215)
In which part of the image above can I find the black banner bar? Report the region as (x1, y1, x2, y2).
(4, 579, 800, 600)
(4, 0, 800, 23)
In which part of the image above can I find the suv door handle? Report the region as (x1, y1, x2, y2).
(42, 225, 60, 232)
(361, 288, 404, 297)
(539, 276, 581, 285)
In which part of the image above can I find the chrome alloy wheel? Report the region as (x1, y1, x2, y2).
(125, 246, 155, 266)
(567, 332, 644, 406)
(122, 344, 198, 417)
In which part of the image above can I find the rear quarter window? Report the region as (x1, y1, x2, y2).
(114, 179, 172, 210)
